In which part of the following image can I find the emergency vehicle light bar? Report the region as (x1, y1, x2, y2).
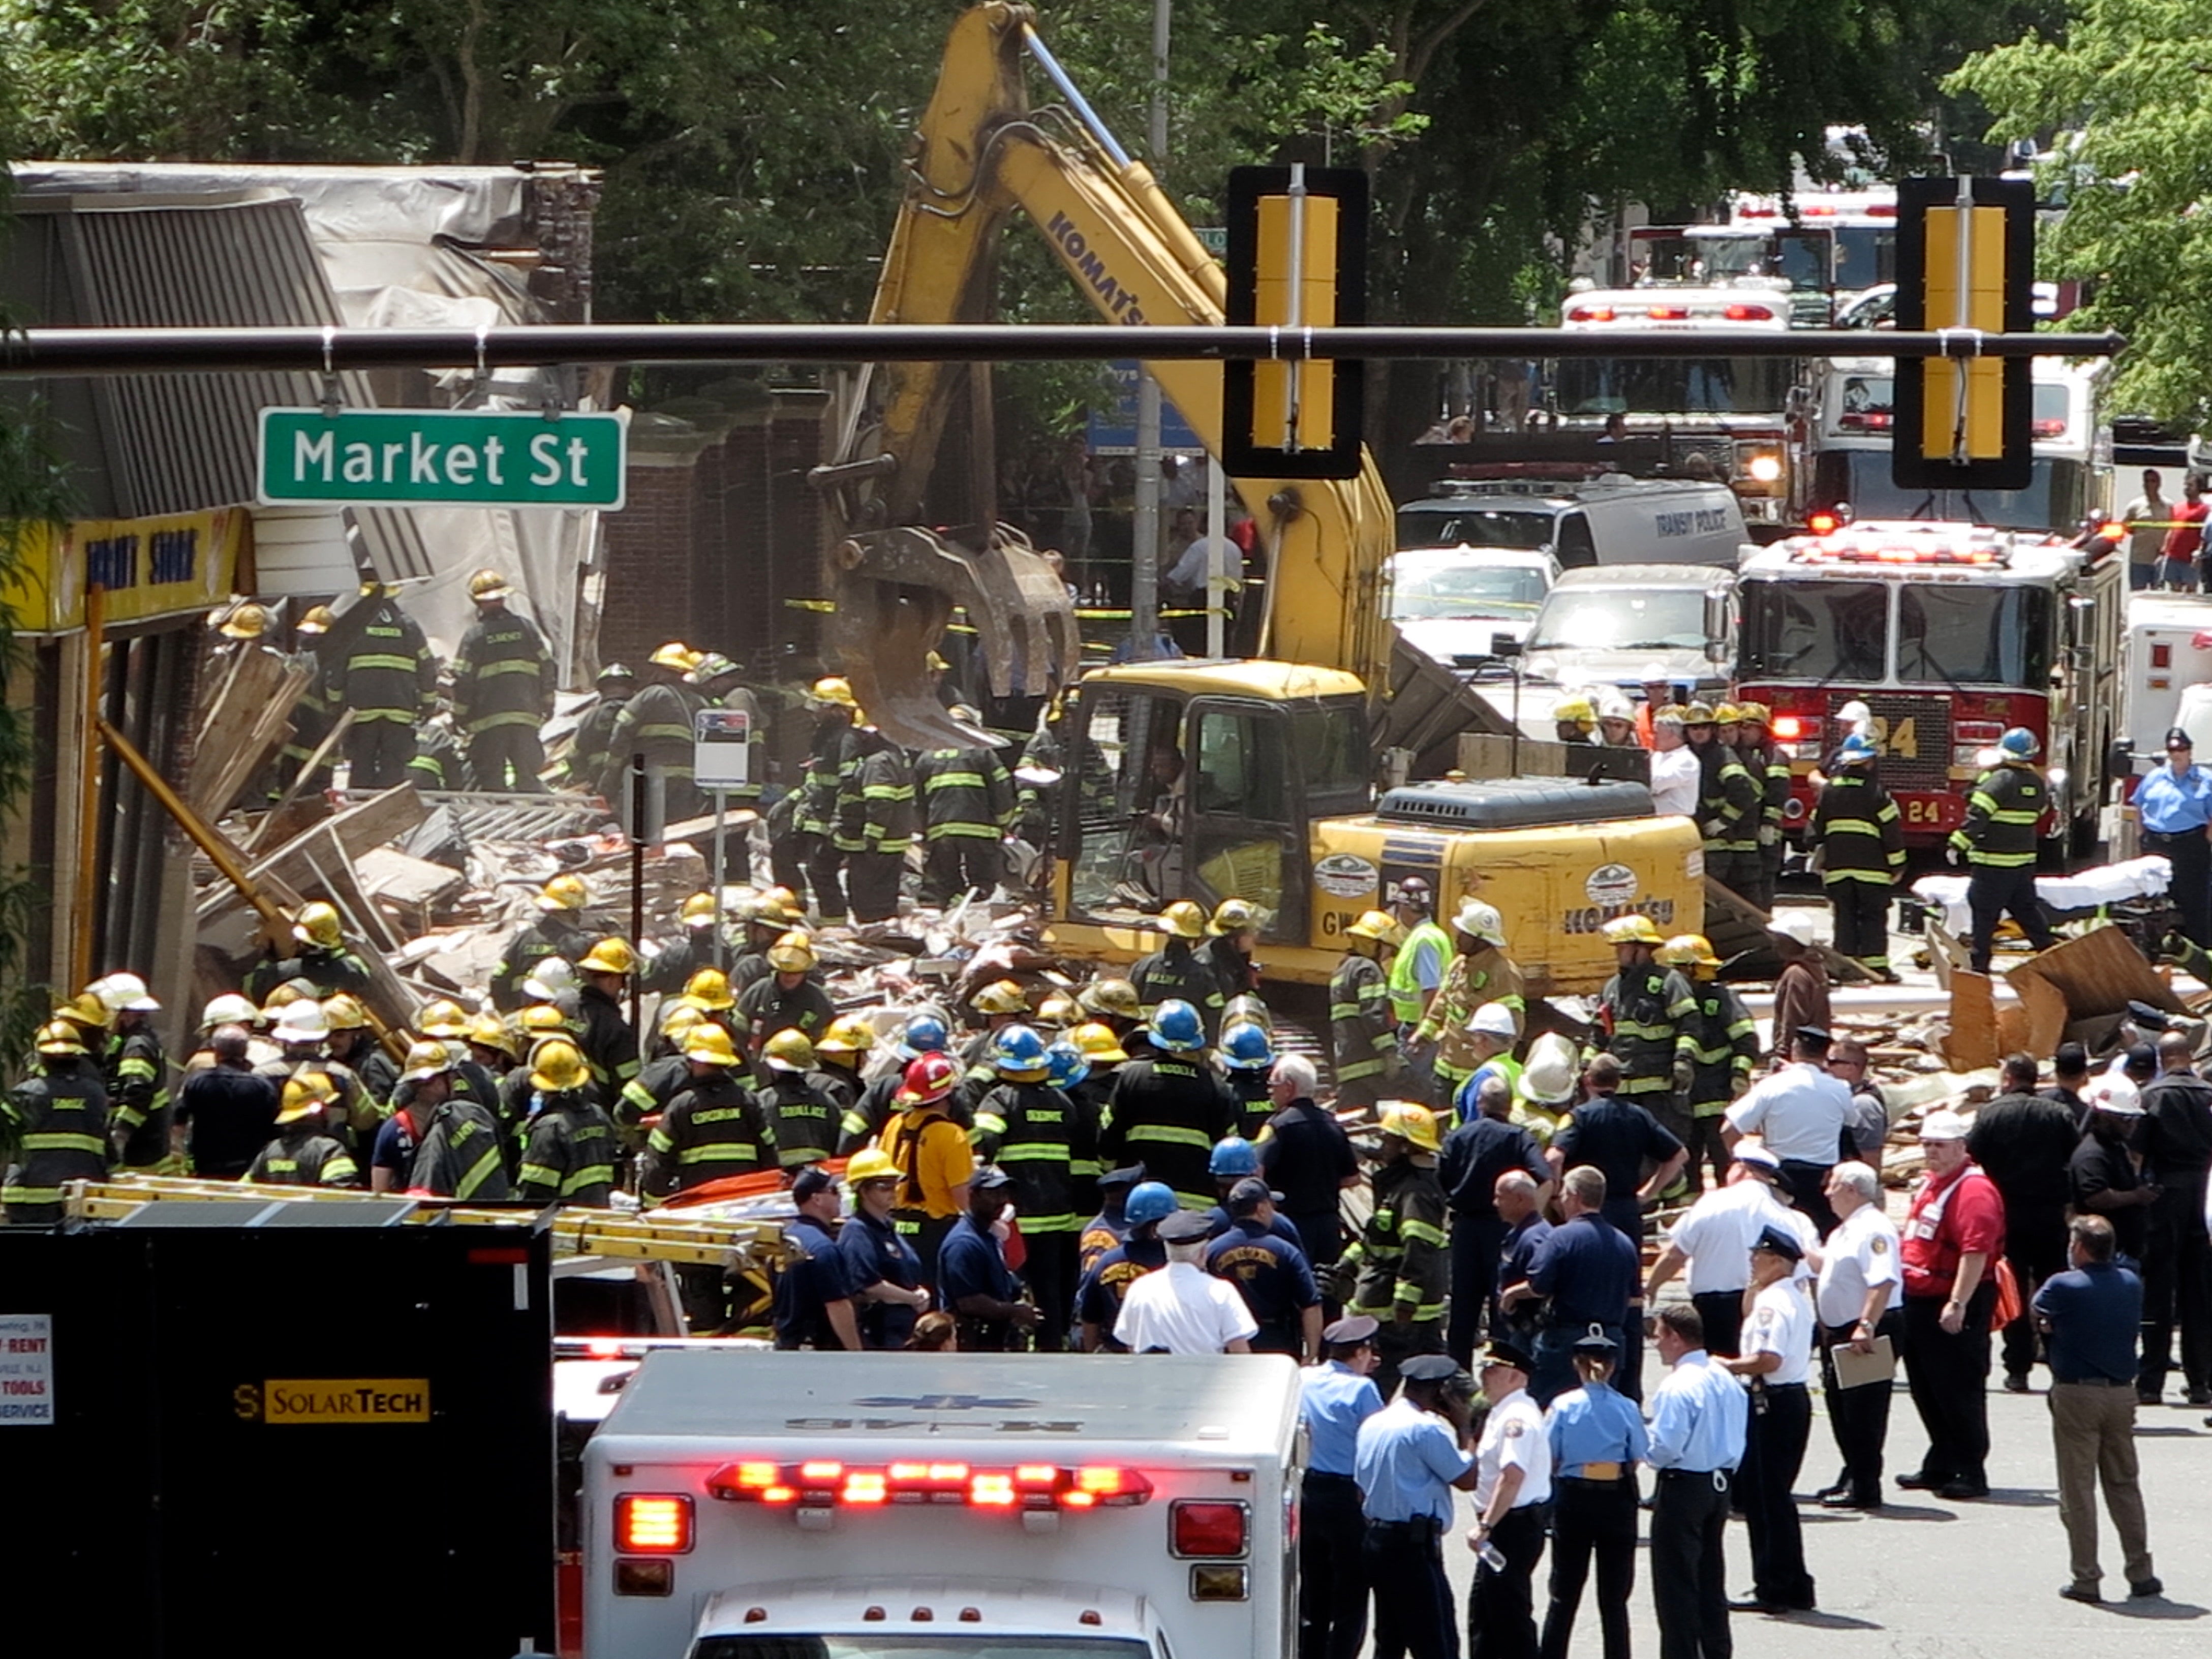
(705, 1459, 1155, 1512)
(1794, 540, 2010, 567)
(1565, 303, 1777, 324)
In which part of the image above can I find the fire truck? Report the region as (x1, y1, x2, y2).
(1731, 186, 1898, 313)
(1736, 519, 2126, 853)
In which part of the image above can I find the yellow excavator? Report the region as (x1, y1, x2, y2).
(822, 2, 1701, 993)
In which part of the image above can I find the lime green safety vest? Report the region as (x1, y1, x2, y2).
(1387, 920, 1452, 1025)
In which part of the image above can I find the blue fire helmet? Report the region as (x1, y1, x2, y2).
(1044, 1039, 1089, 1091)
(992, 1023, 1050, 1078)
(1835, 734, 1878, 766)
(1218, 1020, 1275, 1070)
(1124, 1181, 1179, 1229)
(896, 1013, 948, 1060)
(1147, 999, 1206, 1052)
(1208, 1135, 1261, 1177)
(1999, 726, 2039, 759)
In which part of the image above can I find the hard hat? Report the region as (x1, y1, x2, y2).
(522, 958, 575, 1002)
(520, 1004, 570, 1036)
(596, 662, 636, 685)
(1209, 1135, 1262, 1177)
(1392, 875, 1434, 912)
(1638, 661, 1671, 685)
(1835, 734, 1878, 765)
(1918, 1107, 1972, 1142)
(1713, 702, 1744, 726)
(896, 1013, 949, 1060)
(973, 979, 1029, 1016)
(202, 992, 256, 1029)
(537, 873, 590, 912)
(991, 1023, 1051, 1081)
(845, 1147, 901, 1184)
(1044, 1040, 1089, 1091)
(809, 675, 859, 709)
(685, 967, 736, 1011)
(53, 992, 110, 1030)
(468, 1013, 519, 1059)
(1596, 692, 1635, 723)
(322, 994, 370, 1032)
(1518, 1033, 1580, 1106)
(90, 972, 158, 1014)
(417, 998, 471, 1039)
(684, 1024, 741, 1069)
(1218, 1020, 1276, 1070)
(757, 885, 806, 925)
(274, 1000, 331, 1044)
(659, 999, 706, 1037)
(34, 1021, 87, 1057)
(579, 937, 639, 977)
(816, 1014, 874, 1057)
(1999, 726, 2040, 759)
(1159, 900, 1208, 939)
(1466, 1002, 1519, 1039)
(1452, 899, 1509, 948)
(274, 1071, 340, 1125)
(297, 604, 335, 636)
(1146, 999, 1207, 1052)
(1652, 703, 1687, 729)
(467, 568, 513, 602)
(2084, 1076, 2144, 1118)
(1600, 913, 1663, 947)
(1072, 1022, 1129, 1064)
(762, 1027, 817, 1072)
(896, 1051, 960, 1105)
(1209, 897, 1261, 936)
(1346, 909, 1404, 946)
(1124, 1182, 1179, 1229)
(1551, 694, 1596, 726)
(219, 602, 271, 640)
(1378, 1100, 1442, 1153)
(1035, 992, 1080, 1029)
(680, 892, 719, 928)
(402, 1039, 454, 1082)
(1077, 978, 1141, 1020)
(1222, 994, 1273, 1035)
(1768, 911, 1819, 948)
(259, 980, 316, 1018)
(1682, 701, 1716, 725)
(766, 931, 816, 973)
(1737, 701, 1771, 725)
(686, 652, 741, 687)
(292, 901, 344, 950)
(530, 1038, 591, 1093)
(650, 641, 697, 672)
(1656, 933, 1724, 969)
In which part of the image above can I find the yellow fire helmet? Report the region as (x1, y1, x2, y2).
(258, 981, 310, 1020)
(649, 641, 697, 672)
(529, 1038, 590, 1093)
(1656, 933, 1724, 969)
(1035, 992, 1080, 1029)
(684, 966, 736, 1011)
(467, 568, 513, 602)
(680, 891, 719, 928)
(766, 931, 817, 973)
(292, 901, 344, 950)
(274, 1071, 340, 1125)
(1736, 701, 1770, 725)
(34, 1021, 88, 1057)
(1077, 978, 1141, 1020)
(683, 1024, 740, 1069)
(1209, 898, 1261, 936)
(321, 994, 371, 1032)
(52, 992, 111, 1031)
(578, 937, 639, 977)
(1601, 913, 1664, 947)
(757, 885, 806, 926)
(845, 1147, 900, 1184)
(401, 1039, 454, 1082)
(973, 979, 1029, 1016)
(219, 602, 271, 640)
(296, 603, 335, 636)
(1346, 909, 1404, 947)
(537, 874, 590, 913)
(659, 998, 708, 1037)
(1071, 1021, 1129, 1064)
(520, 1003, 571, 1036)
(1378, 1100, 1442, 1154)
(1551, 694, 1596, 727)
(816, 1014, 874, 1058)
(762, 1027, 817, 1072)
(809, 676, 859, 710)
(1160, 900, 1208, 939)
(1713, 702, 1744, 726)
(416, 998, 471, 1039)
(1681, 701, 1716, 725)
(468, 1012, 519, 1059)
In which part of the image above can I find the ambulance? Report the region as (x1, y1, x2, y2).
(580, 1349, 1306, 1658)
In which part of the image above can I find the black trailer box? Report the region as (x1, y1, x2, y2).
(0, 1205, 553, 1658)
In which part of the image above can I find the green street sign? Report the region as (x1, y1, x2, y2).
(257, 407, 627, 509)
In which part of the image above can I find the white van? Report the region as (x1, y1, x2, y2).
(1395, 474, 1747, 569)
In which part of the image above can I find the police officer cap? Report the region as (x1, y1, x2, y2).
(1476, 1338, 1534, 1372)
(1752, 1223, 1804, 1262)
(1323, 1313, 1380, 1347)
(1793, 1025, 1833, 1055)
(2125, 999, 2172, 1033)
(1572, 1328, 1619, 1356)
(1157, 1210, 1214, 1244)
(1732, 1142, 1783, 1174)
(1098, 1164, 1148, 1189)
(791, 1166, 837, 1203)
(2124, 1042, 2158, 1076)
(2166, 727, 2195, 750)
(1400, 1355, 1463, 1384)
(971, 1163, 1013, 1190)
(1228, 1176, 1283, 1211)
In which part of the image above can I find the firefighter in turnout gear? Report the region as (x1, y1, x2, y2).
(515, 1039, 619, 1206)
(1205, 898, 1263, 999)
(245, 902, 371, 1003)
(1741, 702, 1794, 912)
(564, 662, 634, 788)
(490, 874, 592, 1011)
(620, 1002, 710, 1142)
(1597, 914, 1699, 1117)
(574, 938, 643, 1101)
(756, 1028, 839, 1168)
(324, 995, 397, 1113)
(100, 976, 171, 1170)
(1949, 726, 2057, 973)
(277, 604, 341, 791)
(599, 644, 705, 832)
(401, 1042, 512, 1201)
(645, 894, 724, 996)
(838, 723, 917, 925)
(1338, 1100, 1450, 1395)
(1655, 934, 1760, 1190)
(451, 569, 557, 791)
(1703, 704, 1765, 902)
(737, 932, 838, 1070)
(332, 581, 439, 789)
(972, 1023, 1092, 1350)
(1814, 734, 1907, 981)
(789, 678, 862, 925)
(3, 1023, 111, 1223)
(916, 707, 1015, 904)
(1130, 901, 1227, 1036)
(1099, 999, 1237, 1210)
(245, 1073, 360, 1188)
(639, 1023, 773, 1203)
(1411, 899, 1526, 1108)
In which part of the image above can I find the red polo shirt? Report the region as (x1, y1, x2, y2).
(1900, 1161, 2006, 1300)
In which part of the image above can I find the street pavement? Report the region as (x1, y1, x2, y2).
(1435, 1374, 2212, 1657)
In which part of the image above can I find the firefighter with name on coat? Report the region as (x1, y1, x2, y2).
(1098, 998, 1238, 1211)
(1331, 908, 1405, 1110)
(564, 662, 635, 789)
(1130, 901, 1228, 1035)
(916, 704, 1015, 903)
(1412, 899, 1527, 1109)
(402, 1041, 512, 1202)
(599, 643, 706, 832)
(1948, 726, 2058, 974)
(1703, 705, 1765, 903)
(245, 1072, 360, 1188)
(490, 874, 592, 1011)
(1657, 933, 1760, 1191)
(736, 931, 839, 1071)
(450, 568, 557, 791)
(1338, 1100, 1451, 1395)
(331, 580, 439, 789)
(1814, 733, 1906, 982)
(972, 1023, 1090, 1349)
(1596, 913, 1699, 1122)
(3, 1022, 112, 1223)
(101, 975, 171, 1172)
(516, 1039, 619, 1207)
(639, 1023, 773, 1203)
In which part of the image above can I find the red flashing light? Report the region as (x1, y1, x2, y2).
(1723, 303, 1774, 322)
(1646, 305, 1689, 320)
(2193, 632, 2212, 652)
(1800, 203, 1836, 217)
(706, 1460, 1155, 1513)
(1770, 714, 1804, 741)
(586, 1337, 626, 1359)
(1867, 203, 1897, 218)
(1806, 512, 1841, 536)
(1171, 1501, 1250, 1558)
(1837, 411, 1892, 432)
(614, 1494, 694, 1554)
(1566, 305, 1617, 323)
(2033, 417, 2067, 438)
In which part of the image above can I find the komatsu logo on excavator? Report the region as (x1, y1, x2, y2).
(1046, 212, 1149, 325)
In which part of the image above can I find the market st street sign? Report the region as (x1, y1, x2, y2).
(257, 407, 627, 509)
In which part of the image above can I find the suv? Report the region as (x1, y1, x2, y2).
(1388, 545, 1560, 673)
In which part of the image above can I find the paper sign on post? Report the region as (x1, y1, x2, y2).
(693, 708, 753, 788)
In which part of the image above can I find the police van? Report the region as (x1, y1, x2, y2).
(582, 1348, 1305, 1657)
(1395, 474, 1746, 570)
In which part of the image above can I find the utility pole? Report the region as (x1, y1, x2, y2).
(1128, 0, 1171, 661)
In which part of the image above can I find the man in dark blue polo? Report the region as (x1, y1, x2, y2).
(1208, 1176, 1324, 1359)
(1492, 1170, 1553, 1350)
(773, 1165, 861, 1350)
(1439, 1072, 1552, 1368)
(936, 1165, 1042, 1351)
(1506, 1165, 1640, 1405)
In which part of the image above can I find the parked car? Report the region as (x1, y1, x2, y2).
(1388, 545, 1560, 672)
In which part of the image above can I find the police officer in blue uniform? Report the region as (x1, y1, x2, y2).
(1299, 1314, 1386, 1659)
(773, 1166, 861, 1350)
(1207, 1177, 1324, 1359)
(1645, 1303, 1748, 1659)
(838, 1149, 933, 1349)
(1355, 1352, 1480, 1659)
(1540, 1329, 1649, 1659)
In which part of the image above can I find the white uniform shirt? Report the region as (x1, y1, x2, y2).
(1724, 1063, 1851, 1165)
(1665, 1178, 1816, 1293)
(1113, 1260, 1259, 1355)
(1649, 745, 1703, 818)
(1815, 1201, 1903, 1328)
(1740, 1278, 1816, 1387)
(1472, 1386, 1553, 1511)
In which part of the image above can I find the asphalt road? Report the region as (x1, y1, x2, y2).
(1431, 1374, 2212, 1658)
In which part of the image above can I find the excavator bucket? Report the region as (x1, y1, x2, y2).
(827, 521, 1081, 753)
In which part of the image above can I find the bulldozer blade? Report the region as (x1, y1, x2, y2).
(828, 522, 1080, 752)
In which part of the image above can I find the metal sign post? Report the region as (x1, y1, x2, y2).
(694, 708, 753, 961)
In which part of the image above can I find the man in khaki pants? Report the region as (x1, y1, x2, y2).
(2031, 1215, 2161, 1603)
